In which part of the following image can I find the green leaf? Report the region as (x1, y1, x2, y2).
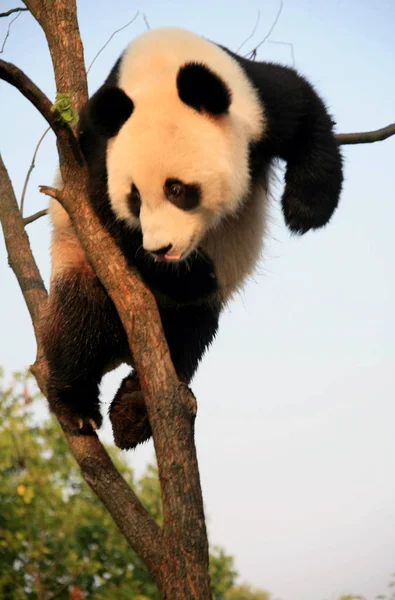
(51, 93, 79, 126)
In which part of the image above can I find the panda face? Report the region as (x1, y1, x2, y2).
(106, 100, 252, 261)
(87, 27, 264, 262)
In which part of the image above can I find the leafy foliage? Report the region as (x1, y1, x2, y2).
(0, 370, 257, 600)
(224, 584, 272, 600)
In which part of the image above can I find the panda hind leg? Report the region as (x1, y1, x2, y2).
(109, 302, 220, 450)
(109, 372, 150, 449)
(41, 267, 129, 433)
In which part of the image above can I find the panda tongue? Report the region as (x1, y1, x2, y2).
(154, 254, 182, 263)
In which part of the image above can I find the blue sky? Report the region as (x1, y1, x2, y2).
(1, 1, 394, 599)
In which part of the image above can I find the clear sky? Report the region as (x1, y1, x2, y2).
(1, 1, 394, 599)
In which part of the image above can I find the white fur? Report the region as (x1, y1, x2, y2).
(107, 27, 266, 259)
(202, 185, 267, 303)
(48, 173, 88, 283)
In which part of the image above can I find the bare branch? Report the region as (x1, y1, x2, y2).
(245, 0, 284, 59)
(0, 59, 82, 164)
(142, 13, 150, 30)
(0, 7, 28, 18)
(0, 153, 47, 332)
(267, 39, 295, 67)
(87, 11, 139, 74)
(23, 209, 48, 226)
(0, 9, 23, 54)
(236, 10, 261, 53)
(336, 123, 395, 145)
(20, 126, 50, 215)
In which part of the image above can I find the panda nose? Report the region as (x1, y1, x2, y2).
(150, 244, 173, 256)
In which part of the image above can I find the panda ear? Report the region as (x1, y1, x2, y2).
(177, 62, 231, 115)
(88, 86, 134, 138)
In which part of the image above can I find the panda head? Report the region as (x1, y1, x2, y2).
(85, 31, 264, 262)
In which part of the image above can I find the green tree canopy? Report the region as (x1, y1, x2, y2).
(0, 370, 268, 600)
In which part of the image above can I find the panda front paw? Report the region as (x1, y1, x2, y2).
(50, 401, 103, 434)
(109, 376, 152, 450)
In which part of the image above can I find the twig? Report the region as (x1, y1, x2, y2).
(267, 39, 295, 67)
(86, 11, 139, 75)
(0, 7, 28, 18)
(0, 10, 22, 53)
(23, 209, 48, 226)
(20, 126, 50, 215)
(142, 13, 150, 30)
(336, 123, 395, 145)
(236, 10, 261, 53)
(245, 0, 284, 59)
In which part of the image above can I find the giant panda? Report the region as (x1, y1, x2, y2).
(41, 27, 343, 449)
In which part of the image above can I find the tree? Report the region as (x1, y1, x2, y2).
(0, 369, 247, 600)
(224, 585, 272, 600)
(0, 1, 394, 598)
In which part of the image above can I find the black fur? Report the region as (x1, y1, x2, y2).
(225, 49, 343, 233)
(164, 178, 201, 211)
(41, 269, 129, 432)
(89, 87, 134, 138)
(42, 267, 219, 434)
(128, 184, 141, 218)
(177, 62, 232, 115)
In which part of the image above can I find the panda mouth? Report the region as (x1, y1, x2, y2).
(154, 253, 183, 263)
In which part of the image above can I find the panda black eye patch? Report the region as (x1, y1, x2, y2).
(164, 178, 201, 211)
(127, 183, 141, 218)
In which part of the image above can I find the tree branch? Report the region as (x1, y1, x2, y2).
(1, 9, 24, 54)
(245, 0, 283, 59)
(236, 9, 261, 53)
(20, 127, 50, 216)
(0, 59, 62, 134)
(0, 152, 162, 577)
(23, 209, 48, 226)
(0, 154, 47, 332)
(0, 7, 28, 18)
(87, 11, 139, 74)
(336, 123, 395, 145)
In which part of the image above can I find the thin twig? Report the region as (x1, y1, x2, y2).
(236, 10, 261, 53)
(0, 10, 22, 53)
(23, 209, 48, 226)
(20, 126, 50, 215)
(245, 0, 284, 59)
(267, 39, 295, 67)
(336, 123, 395, 145)
(0, 7, 28, 18)
(86, 11, 139, 74)
(142, 13, 150, 30)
